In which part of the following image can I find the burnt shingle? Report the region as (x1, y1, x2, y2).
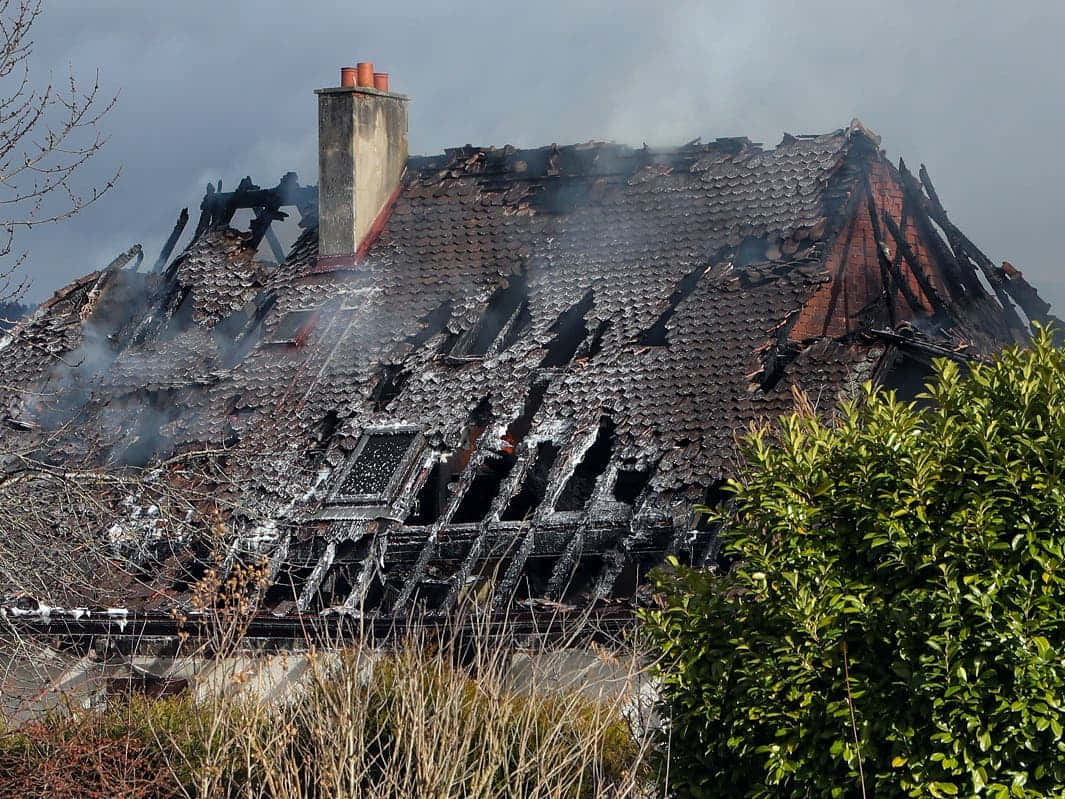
(0, 123, 1038, 619)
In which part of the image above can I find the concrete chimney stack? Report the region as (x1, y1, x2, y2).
(316, 65, 409, 259)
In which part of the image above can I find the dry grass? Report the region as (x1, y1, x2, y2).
(0, 618, 658, 798)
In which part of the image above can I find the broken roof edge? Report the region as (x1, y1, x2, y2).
(13, 121, 881, 313)
(410, 119, 880, 164)
(7, 115, 1035, 370)
(401, 123, 882, 185)
(0, 602, 637, 648)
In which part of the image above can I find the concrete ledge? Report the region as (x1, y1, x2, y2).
(315, 86, 410, 100)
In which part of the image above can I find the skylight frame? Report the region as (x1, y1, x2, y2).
(326, 426, 424, 507)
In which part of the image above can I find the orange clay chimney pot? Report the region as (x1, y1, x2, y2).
(356, 62, 374, 87)
(373, 72, 389, 92)
(340, 67, 357, 87)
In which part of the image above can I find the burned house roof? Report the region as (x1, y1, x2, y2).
(0, 119, 1056, 631)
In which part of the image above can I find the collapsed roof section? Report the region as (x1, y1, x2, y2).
(0, 121, 1055, 622)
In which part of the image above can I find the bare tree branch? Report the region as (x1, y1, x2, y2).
(0, 0, 118, 301)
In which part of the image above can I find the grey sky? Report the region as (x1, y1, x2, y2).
(17, 0, 1065, 312)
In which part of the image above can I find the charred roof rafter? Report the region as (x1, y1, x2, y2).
(589, 456, 664, 599)
(443, 380, 555, 529)
(354, 376, 568, 617)
(539, 290, 596, 369)
(864, 188, 927, 317)
(152, 208, 189, 273)
(449, 268, 529, 361)
(501, 441, 562, 522)
(194, 172, 317, 247)
(637, 262, 711, 347)
(880, 202, 952, 318)
(389, 399, 504, 614)
(544, 519, 613, 603)
(451, 450, 516, 524)
(897, 158, 1060, 336)
(900, 161, 1032, 338)
(555, 416, 616, 512)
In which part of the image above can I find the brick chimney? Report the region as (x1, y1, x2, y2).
(316, 64, 409, 259)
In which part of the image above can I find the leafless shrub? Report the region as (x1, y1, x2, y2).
(0, 447, 237, 607)
(0, 440, 252, 730)
(0, 0, 124, 606)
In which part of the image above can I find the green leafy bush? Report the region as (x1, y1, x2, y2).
(642, 326, 1065, 798)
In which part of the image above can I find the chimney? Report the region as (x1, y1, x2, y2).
(316, 64, 409, 259)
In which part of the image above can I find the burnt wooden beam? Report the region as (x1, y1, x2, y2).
(216, 176, 257, 227)
(389, 533, 442, 615)
(867, 328, 981, 363)
(917, 164, 945, 213)
(152, 208, 189, 273)
(865, 188, 924, 314)
(547, 525, 588, 601)
(438, 525, 524, 616)
(998, 262, 1061, 327)
(873, 223, 898, 326)
(917, 165, 1025, 323)
(194, 183, 217, 239)
(902, 162, 1028, 338)
(264, 224, 286, 264)
(207, 177, 316, 218)
(296, 540, 335, 613)
(491, 525, 537, 613)
(880, 204, 950, 316)
(103, 244, 143, 274)
(390, 438, 493, 616)
(592, 547, 630, 600)
(897, 160, 984, 301)
(194, 173, 317, 238)
(894, 163, 1019, 343)
(247, 205, 287, 252)
(899, 160, 1061, 334)
(898, 161, 976, 283)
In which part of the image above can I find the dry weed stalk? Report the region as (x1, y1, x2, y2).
(189, 616, 657, 799)
(77, 599, 654, 798)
